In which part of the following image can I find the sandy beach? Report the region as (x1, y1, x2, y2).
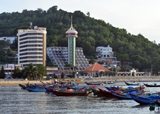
(0, 76, 160, 86)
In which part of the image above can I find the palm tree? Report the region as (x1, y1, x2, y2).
(36, 64, 46, 80)
(23, 63, 36, 80)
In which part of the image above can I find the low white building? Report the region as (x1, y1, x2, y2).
(96, 45, 120, 66)
(0, 37, 16, 44)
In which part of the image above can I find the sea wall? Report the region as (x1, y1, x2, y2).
(0, 76, 160, 86)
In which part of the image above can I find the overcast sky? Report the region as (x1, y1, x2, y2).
(0, 0, 160, 44)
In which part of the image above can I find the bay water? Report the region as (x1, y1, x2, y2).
(0, 82, 160, 114)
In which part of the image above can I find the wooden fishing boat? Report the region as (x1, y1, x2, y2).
(50, 88, 91, 96)
(106, 86, 143, 93)
(105, 86, 120, 91)
(107, 81, 115, 84)
(110, 86, 146, 99)
(44, 85, 60, 94)
(89, 85, 104, 97)
(111, 90, 138, 99)
(143, 83, 160, 87)
(26, 86, 46, 92)
(91, 88, 102, 96)
(19, 84, 27, 89)
(154, 100, 160, 106)
(98, 88, 113, 97)
(130, 93, 151, 105)
(129, 93, 159, 105)
(125, 81, 139, 86)
(85, 81, 103, 85)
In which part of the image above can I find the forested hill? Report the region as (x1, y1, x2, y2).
(0, 5, 160, 73)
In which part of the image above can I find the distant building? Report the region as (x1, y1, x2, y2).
(0, 37, 15, 52)
(46, 67, 60, 79)
(0, 64, 22, 79)
(96, 45, 120, 67)
(14, 54, 18, 62)
(47, 47, 89, 73)
(0, 64, 59, 79)
(17, 26, 47, 67)
(0, 37, 16, 44)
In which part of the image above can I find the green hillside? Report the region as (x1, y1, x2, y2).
(0, 6, 160, 74)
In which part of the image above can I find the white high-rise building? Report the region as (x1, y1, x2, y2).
(17, 26, 47, 67)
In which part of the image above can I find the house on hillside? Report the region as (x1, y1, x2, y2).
(96, 45, 121, 67)
(0, 37, 16, 44)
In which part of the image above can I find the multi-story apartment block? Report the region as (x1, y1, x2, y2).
(17, 26, 47, 67)
(47, 47, 89, 72)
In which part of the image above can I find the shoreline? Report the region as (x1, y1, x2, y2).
(0, 76, 160, 86)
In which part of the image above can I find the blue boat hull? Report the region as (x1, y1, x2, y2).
(111, 90, 138, 99)
(130, 93, 160, 105)
(26, 87, 46, 92)
(112, 92, 131, 99)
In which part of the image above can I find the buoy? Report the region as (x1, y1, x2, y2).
(149, 105, 155, 111)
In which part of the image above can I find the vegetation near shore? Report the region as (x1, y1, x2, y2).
(0, 6, 160, 74)
(0, 63, 46, 80)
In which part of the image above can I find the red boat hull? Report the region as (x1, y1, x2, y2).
(98, 88, 113, 97)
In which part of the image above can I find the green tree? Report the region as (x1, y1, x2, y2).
(86, 12, 90, 17)
(10, 37, 18, 50)
(61, 72, 64, 79)
(36, 64, 46, 80)
(0, 5, 160, 72)
(7, 48, 12, 56)
(23, 63, 36, 80)
(12, 66, 22, 78)
(0, 66, 5, 79)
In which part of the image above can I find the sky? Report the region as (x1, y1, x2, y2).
(0, 0, 160, 44)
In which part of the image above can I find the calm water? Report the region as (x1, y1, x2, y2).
(0, 82, 160, 114)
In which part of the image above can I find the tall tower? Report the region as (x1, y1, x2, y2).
(66, 17, 78, 67)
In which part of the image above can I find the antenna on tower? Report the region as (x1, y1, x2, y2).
(30, 22, 33, 29)
(70, 16, 74, 29)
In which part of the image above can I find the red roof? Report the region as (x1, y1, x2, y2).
(84, 62, 109, 72)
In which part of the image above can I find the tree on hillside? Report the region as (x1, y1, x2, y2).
(10, 37, 18, 50)
(0, 5, 160, 72)
(86, 12, 90, 17)
(0, 41, 10, 64)
(0, 40, 10, 51)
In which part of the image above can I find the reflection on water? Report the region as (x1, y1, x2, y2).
(0, 82, 160, 114)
